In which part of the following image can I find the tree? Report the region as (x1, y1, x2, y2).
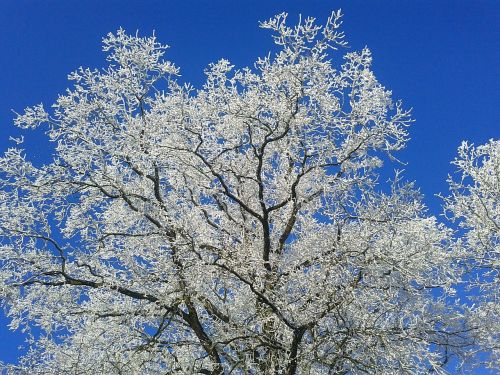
(0, 11, 496, 374)
(443, 139, 499, 371)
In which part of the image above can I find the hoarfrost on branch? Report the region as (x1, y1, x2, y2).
(0, 12, 497, 374)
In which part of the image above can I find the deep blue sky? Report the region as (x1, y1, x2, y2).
(0, 0, 498, 369)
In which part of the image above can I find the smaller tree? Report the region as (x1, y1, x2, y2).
(443, 139, 500, 370)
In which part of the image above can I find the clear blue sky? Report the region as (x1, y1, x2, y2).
(0, 0, 498, 369)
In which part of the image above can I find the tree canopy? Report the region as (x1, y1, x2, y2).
(0, 11, 498, 374)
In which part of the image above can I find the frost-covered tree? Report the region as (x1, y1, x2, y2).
(0, 12, 496, 374)
(443, 140, 499, 370)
